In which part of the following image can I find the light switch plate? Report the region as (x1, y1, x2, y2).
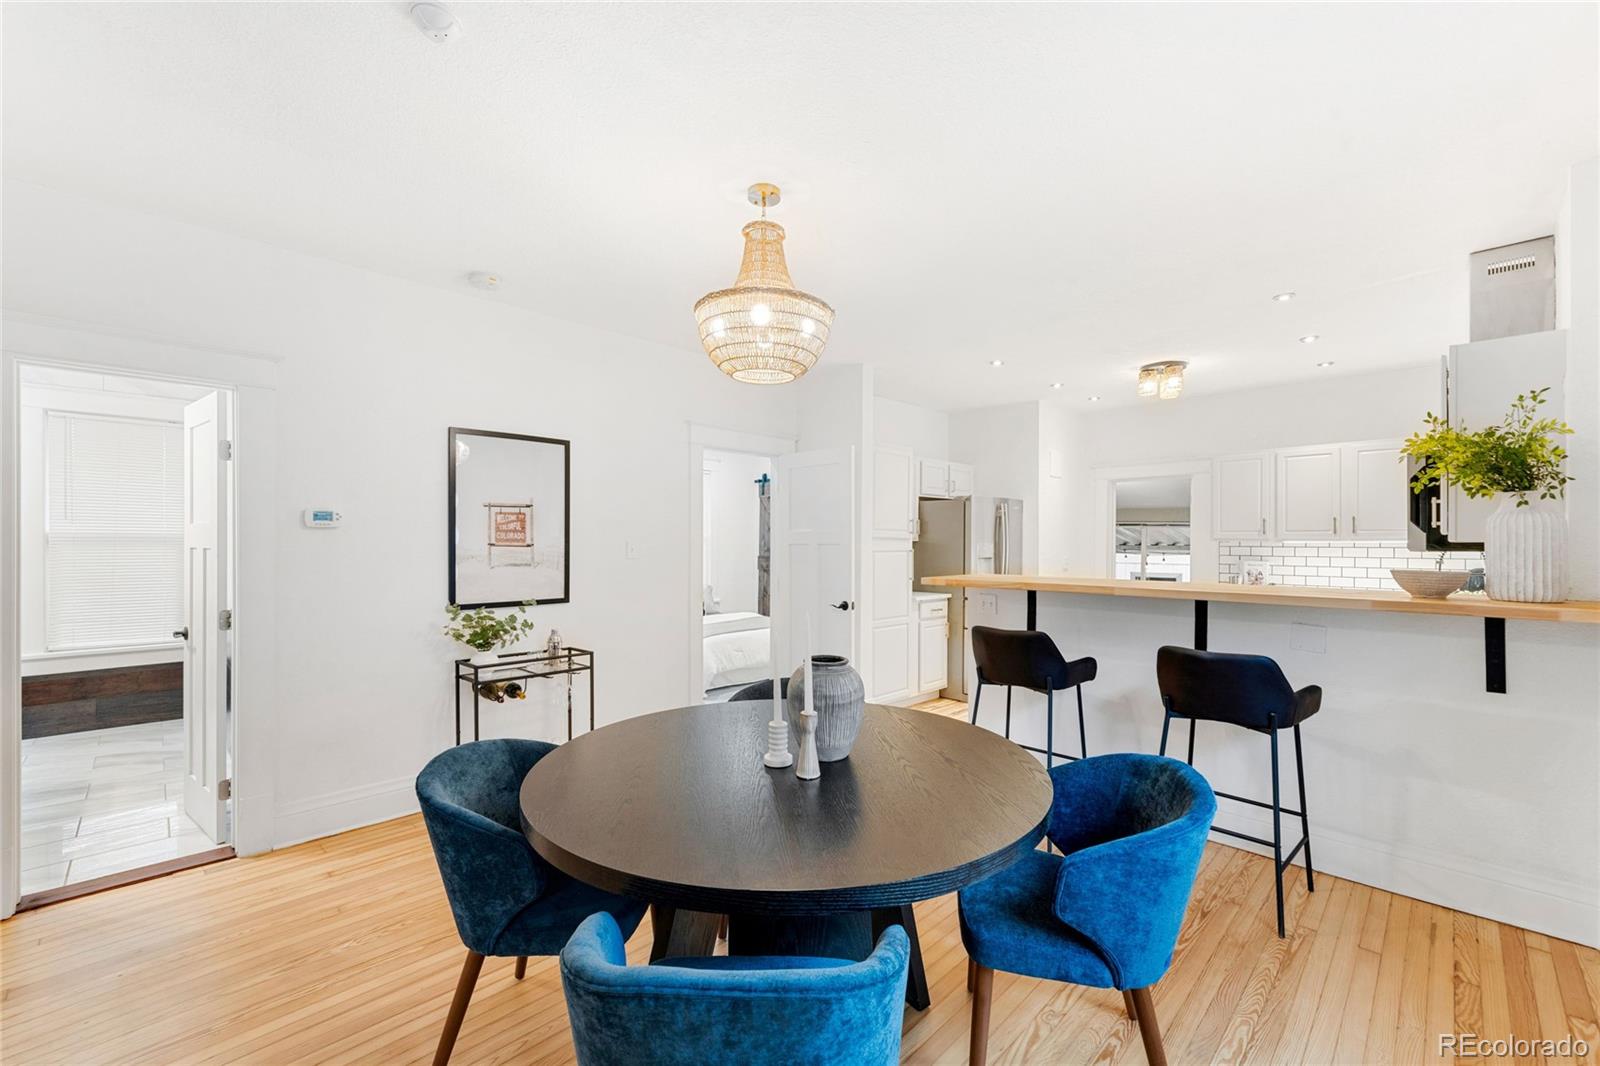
(1288, 622, 1326, 654)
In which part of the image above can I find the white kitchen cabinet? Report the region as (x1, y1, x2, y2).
(948, 462, 974, 498)
(1277, 445, 1343, 538)
(1341, 440, 1407, 540)
(915, 595, 950, 693)
(1212, 452, 1272, 538)
(873, 446, 916, 540)
(868, 547, 912, 701)
(918, 458, 951, 499)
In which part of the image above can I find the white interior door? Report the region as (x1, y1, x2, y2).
(181, 392, 229, 842)
(770, 448, 857, 680)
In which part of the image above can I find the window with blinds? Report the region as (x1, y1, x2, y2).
(45, 412, 185, 652)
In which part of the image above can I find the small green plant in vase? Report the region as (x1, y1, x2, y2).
(1401, 388, 1574, 602)
(443, 603, 537, 665)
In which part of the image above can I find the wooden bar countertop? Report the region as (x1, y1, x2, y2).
(919, 574, 1600, 624)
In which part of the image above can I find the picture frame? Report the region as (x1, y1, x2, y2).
(447, 427, 570, 608)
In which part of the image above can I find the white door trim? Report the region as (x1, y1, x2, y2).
(685, 424, 796, 705)
(2, 316, 279, 919)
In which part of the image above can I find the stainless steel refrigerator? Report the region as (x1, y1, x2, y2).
(913, 496, 1024, 700)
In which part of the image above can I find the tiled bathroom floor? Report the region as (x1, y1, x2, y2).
(20, 719, 220, 896)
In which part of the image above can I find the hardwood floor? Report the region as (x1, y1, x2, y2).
(3, 810, 1596, 1064)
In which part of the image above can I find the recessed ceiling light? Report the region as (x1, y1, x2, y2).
(989, 359, 1004, 367)
(1316, 360, 1335, 368)
(1049, 382, 1063, 390)
(1087, 395, 1101, 403)
(1299, 334, 1320, 344)
(1273, 292, 1296, 302)
(467, 271, 501, 291)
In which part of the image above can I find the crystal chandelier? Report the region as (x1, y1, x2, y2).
(1136, 360, 1188, 400)
(693, 183, 834, 384)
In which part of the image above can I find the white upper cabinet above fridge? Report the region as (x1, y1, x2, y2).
(917, 458, 950, 499)
(1212, 452, 1273, 538)
(948, 462, 974, 498)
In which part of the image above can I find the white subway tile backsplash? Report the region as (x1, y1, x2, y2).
(1217, 537, 1484, 590)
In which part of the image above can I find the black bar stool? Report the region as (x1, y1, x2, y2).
(970, 626, 1097, 768)
(1155, 645, 1320, 938)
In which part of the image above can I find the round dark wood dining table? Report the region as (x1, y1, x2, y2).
(519, 700, 1051, 1009)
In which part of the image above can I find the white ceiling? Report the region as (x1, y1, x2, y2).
(4, 3, 1595, 411)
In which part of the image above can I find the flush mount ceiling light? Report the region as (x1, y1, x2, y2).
(1136, 360, 1188, 400)
(1299, 334, 1320, 344)
(1273, 291, 1296, 302)
(693, 183, 834, 385)
(411, 2, 462, 42)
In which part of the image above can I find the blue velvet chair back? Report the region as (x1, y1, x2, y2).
(560, 912, 911, 1066)
(1046, 754, 1216, 990)
(417, 738, 556, 955)
(1156, 645, 1299, 731)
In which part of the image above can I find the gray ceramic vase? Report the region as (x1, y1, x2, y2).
(786, 655, 867, 762)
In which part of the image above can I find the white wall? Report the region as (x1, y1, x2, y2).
(701, 450, 770, 615)
(1557, 157, 1599, 599)
(2, 179, 800, 848)
(949, 401, 1042, 571)
(874, 396, 949, 457)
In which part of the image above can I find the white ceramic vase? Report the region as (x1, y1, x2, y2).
(470, 650, 500, 666)
(1484, 497, 1568, 603)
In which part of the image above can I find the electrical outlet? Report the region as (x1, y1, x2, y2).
(1288, 623, 1326, 654)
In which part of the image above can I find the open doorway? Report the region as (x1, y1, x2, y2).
(699, 448, 774, 701)
(1112, 475, 1193, 581)
(17, 365, 234, 905)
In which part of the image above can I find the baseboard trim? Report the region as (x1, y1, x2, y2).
(273, 776, 419, 850)
(1215, 803, 1599, 948)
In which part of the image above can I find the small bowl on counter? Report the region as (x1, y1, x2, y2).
(1389, 568, 1467, 599)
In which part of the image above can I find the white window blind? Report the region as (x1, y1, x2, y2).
(45, 412, 185, 652)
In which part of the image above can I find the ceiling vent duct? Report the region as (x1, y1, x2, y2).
(1470, 235, 1555, 341)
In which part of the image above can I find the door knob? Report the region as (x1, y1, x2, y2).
(172, 628, 189, 640)
(830, 600, 852, 611)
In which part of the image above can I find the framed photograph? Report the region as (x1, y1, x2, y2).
(448, 427, 570, 607)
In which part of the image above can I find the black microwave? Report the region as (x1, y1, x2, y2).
(1406, 457, 1484, 552)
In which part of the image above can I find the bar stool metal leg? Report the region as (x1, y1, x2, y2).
(1268, 712, 1285, 938)
(971, 679, 983, 726)
(1159, 710, 1173, 756)
(1004, 686, 1013, 739)
(1294, 723, 1315, 893)
(1076, 685, 1087, 760)
(1045, 689, 1055, 770)
(1186, 719, 1196, 766)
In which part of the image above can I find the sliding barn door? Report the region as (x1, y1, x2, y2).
(770, 448, 857, 680)
(180, 392, 230, 842)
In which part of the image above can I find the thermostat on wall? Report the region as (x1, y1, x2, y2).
(303, 509, 342, 528)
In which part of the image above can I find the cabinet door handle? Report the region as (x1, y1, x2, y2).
(1351, 514, 1357, 536)
(1332, 516, 1338, 535)
(1430, 496, 1442, 531)
(1260, 517, 1266, 535)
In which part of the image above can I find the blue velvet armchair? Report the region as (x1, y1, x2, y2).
(560, 911, 911, 1066)
(958, 753, 1215, 1066)
(417, 739, 648, 1066)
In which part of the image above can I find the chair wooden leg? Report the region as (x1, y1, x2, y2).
(1129, 987, 1167, 1066)
(969, 964, 994, 1066)
(967, 957, 976, 992)
(514, 956, 527, 980)
(1122, 989, 1139, 1021)
(433, 950, 484, 1066)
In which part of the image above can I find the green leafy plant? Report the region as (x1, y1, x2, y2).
(442, 603, 536, 653)
(1402, 387, 1574, 507)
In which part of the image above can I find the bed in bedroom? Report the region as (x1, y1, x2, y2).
(702, 612, 771, 699)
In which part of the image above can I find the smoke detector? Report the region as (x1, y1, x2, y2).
(411, 3, 462, 43)
(467, 272, 502, 291)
